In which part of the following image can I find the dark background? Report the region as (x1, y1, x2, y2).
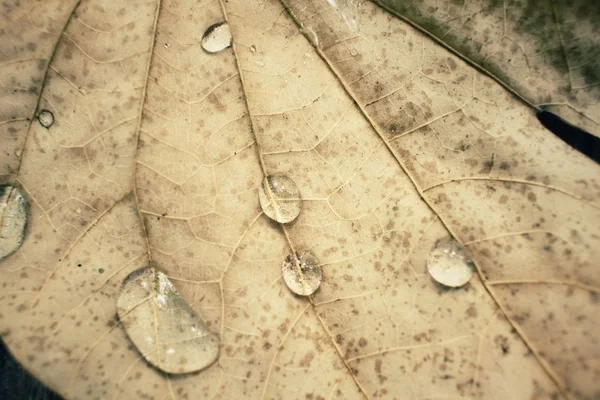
(0, 338, 60, 400)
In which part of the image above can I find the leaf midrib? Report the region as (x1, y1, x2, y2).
(217, 0, 372, 397)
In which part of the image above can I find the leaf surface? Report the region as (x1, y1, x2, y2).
(0, 0, 599, 399)
(373, 0, 600, 137)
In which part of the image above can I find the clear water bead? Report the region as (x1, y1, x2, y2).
(282, 250, 322, 296)
(201, 22, 232, 53)
(259, 174, 302, 224)
(117, 267, 220, 374)
(427, 237, 474, 288)
(0, 186, 27, 260)
(38, 110, 54, 128)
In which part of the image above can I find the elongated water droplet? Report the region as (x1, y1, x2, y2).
(0, 186, 27, 260)
(282, 250, 322, 296)
(38, 110, 54, 128)
(259, 174, 301, 224)
(427, 238, 473, 288)
(117, 267, 219, 374)
(201, 22, 232, 53)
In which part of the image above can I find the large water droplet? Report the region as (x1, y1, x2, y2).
(38, 110, 54, 128)
(259, 174, 301, 224)
(427, 238, 473, 288)
(117, 267, 219, 374)
(201, 22, 232, 53)
(282, 250, 322, 296)
(0, 186, 27, 260)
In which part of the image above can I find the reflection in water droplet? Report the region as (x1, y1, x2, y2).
(325, 0, 360, 33)
(0, 186, 27, 260)
(38, 110, 54, 128)
(427, 238, 473, 288)
(201, 22, 232, 53)
(259, 175, 302, 224)
(282, 250, 322, 296)
(117, 267, 220, 374)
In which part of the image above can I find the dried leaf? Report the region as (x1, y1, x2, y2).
(0, 0, 599, 399)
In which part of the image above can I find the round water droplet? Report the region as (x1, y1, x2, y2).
(258, 174, 302, 224)
(427, 237, 473, 288)
(201, 22, 232, 53)
(117, 267, 220, 374)
(282, 250, 322, 296)
(0, 186, 27, 260)
(38, 110, 54, 128)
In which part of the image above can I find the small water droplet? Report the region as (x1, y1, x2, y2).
(427, 238, 473, 288)
(0, 186, 27, 260)
(38, 110, 54, 128)
(282, 250, 322, 296)
(201, 22, 232, 53)
(350, 49, 358, 56)
(258, 174, 302, 224)
(250, 45, 256, 53)
(117, 267, 220, 374)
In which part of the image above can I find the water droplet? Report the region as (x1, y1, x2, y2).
(282, 250, 322, 296)
(201, 22, 232, 53)
(258, 174, 302, 224)
(0, 186, 27, 260)
(250, 45, 256, 53)
(117, 267, 220, 374)
(38, 110, 54, 128)
(427, 238, 473, 288)
(350, 49, 358, 56)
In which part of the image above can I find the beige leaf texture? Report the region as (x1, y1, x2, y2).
(374, 0, 600, 137)
(0, 0, 599, 399)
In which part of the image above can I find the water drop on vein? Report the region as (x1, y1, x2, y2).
(38, 109, 54, 128)
(427, 237, 473, 288)
(117, 267, 220, 374)
(259, 174, 302, 224)
(282, 250, 322, 296)
(201, 22, 232, 53)
(0, 186, 27, 261)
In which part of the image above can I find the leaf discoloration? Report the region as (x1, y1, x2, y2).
(0, 0, 599, 398)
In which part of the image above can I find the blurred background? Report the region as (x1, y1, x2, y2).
(0, 338, 59, 400)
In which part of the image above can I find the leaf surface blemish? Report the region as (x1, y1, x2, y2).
(0, 0, 599, 399)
